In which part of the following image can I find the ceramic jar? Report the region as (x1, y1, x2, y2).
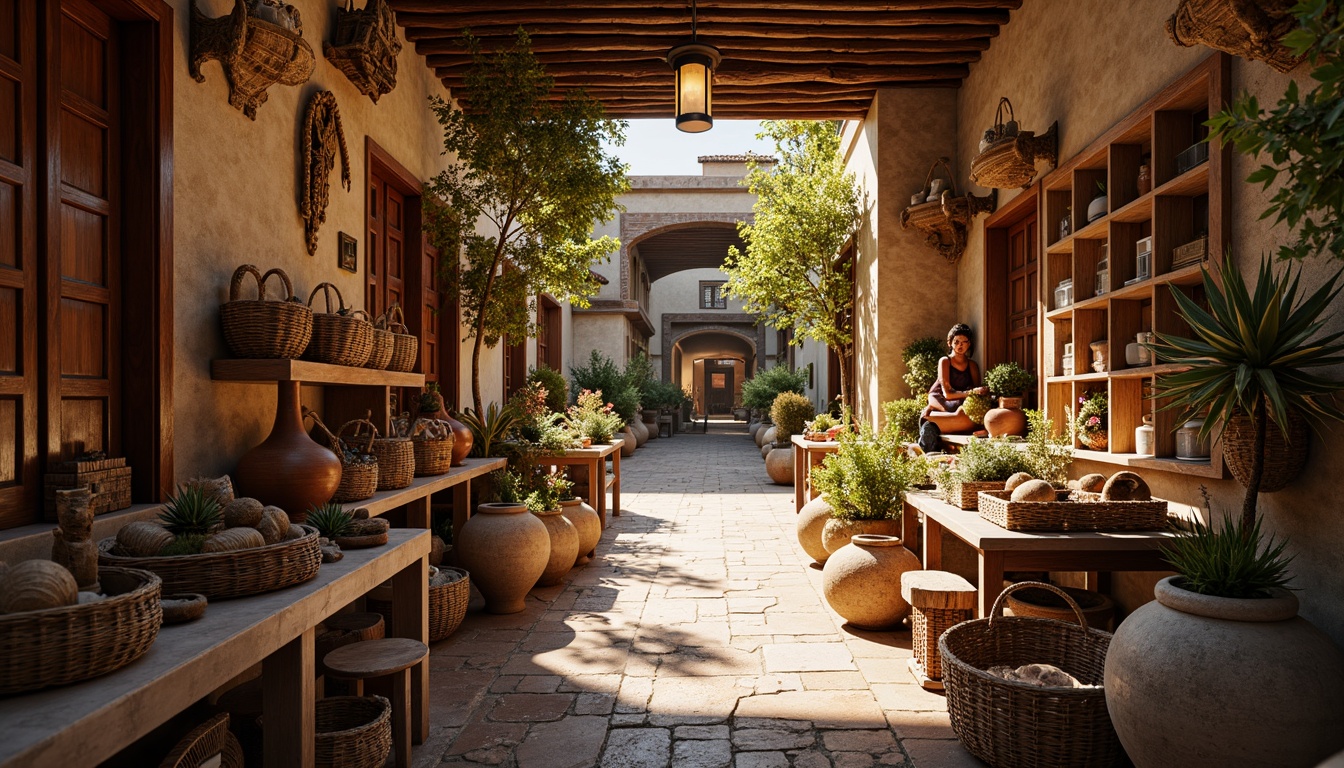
(796, 496, 834, 564)
(560, 497, 601, 566)
(1175, 418, 1210, 459)
(1135, 416, 1155, 456)
(1087, 192, 1107, 223)
(617, 429, 636, 457)
(628, 418, 648, 447)
(457, 502, 550, 613)
(984, 397, 1028, 438)
(821, 535, 922, 629)
(532, 507, 579, 587)
(1104, 577, 1344, 766)
(821, 517, 901, 553)
(765, 447, 793, 485)
(444, 414, 473, 466)
(759, 425, 778, 449)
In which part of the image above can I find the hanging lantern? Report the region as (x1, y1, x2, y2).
(667, 0, 719, 133)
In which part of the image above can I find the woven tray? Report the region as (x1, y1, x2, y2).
(940, 480, 1004, 510)
(98, 525, 322, 600)
(977, 489, 1168, 532)
(0, 566, 162, 695)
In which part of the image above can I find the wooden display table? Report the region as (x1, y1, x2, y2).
(901, 491, 1178, 618)
(342, 457, 506, 540)
(0, 529, 430, 768)
(790, 435, 839, 512)
(534, 440, 623, 527)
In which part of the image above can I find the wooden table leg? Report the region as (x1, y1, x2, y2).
(405, 495, 431, 529)
(263, 627, 315, 768)
(391, 554, 428, 744)
(793, 442, 805, 513)
(903, 501, 918, 552)
(978, 550, 1006, 619)
(588, 458, 604, 529)
(391, 668, 412, 768)
(611, 449, 620, 517)
(453, 479, 471, 542)
(922, 513, 944, 570)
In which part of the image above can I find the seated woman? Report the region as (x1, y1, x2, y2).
(920, 323, 989, 439)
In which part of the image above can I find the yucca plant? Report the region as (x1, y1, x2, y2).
(1162, 512, 1294, 600)
(159, 486, 222, 536)
(306, 502, 353, 539)
(1151, 256, 1344, 526)
(458, 402, 519, 458)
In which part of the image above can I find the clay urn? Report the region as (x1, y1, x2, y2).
(821, 516, 902, 553)
(444, 414, 474, 466)
(759, 426, 778, 449)
(236, 382, 340, 517)
(749, 420, 763, 441)
(532, 507, 579, 587)
(457, 502, 550, 614)
(796, 496, 834, 564)
(629, 417, 649, 447)
(560, 497, 602, 566)
(765, 446, 794, 485)
(617, 429, 636, 457)
(1104, 576, 1344, 766)
(821, 535, 921, 629)
(983, 398, 1028, 438)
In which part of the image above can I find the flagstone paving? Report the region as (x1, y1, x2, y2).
(416, 425, 985, 768)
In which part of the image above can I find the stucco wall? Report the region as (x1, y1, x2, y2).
(171, 0, 492, 478)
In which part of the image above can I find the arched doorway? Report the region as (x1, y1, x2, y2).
(671, 328, 757, 417)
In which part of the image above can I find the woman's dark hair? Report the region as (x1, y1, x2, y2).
(946, 323, 974, 350)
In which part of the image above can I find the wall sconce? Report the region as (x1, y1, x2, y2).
(667, 1, 719, 133)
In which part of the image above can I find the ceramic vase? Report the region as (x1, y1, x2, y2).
(560, 497, 601, 566)
(821, 517, 901, 553)
(617, 430, 636, 457)
(765, 447, 793, 485)
(1105, 576, 1344, 766)
(796, 496, 834, 564)
(821, 535, 921, 629)
(984, 397, 1028, 437)
(642, 413, 659, 441)
(457, 502, 550, 614)
(532, 507, 579, 587)
(444, 414, 473, 466)
(236, 381, 340, 518)
(759, 426, 778, 450)
(629, 418, 648, 447)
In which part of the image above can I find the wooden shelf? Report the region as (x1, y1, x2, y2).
(211, 359, 425, 387)
(1108, 363, 1188, 379)
(1157, 162, 1210, 196)
(1074, 449, 1223, 478)
(340, 458, 506, 519)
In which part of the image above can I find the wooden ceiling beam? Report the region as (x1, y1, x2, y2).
(539, 88, 881, 103)
(403, 23, 1001, 41)
(411, 35, 993, 55)
(424, 48, 982, 68)
(391, 0, 1022, 12)
(435, 63, 970, 86)
(393, 8, 1010, 28)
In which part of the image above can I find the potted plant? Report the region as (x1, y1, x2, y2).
(565, 389, 623, 447)
(1073, 390, 1108, 451)
(765, 392, 816, 484)
(1105, 511, 1344, 766)
(810, 425, 926, 552)
(881, 398, 925, 444)
(901, 336, 944, 396)
(805, 413, 838, 441)
(982, 362, 1035, 437)
(1021, 409, 1074, 488)
(456, 469, 550, 614)
(742, 366, 808, 447)
(935, 436, 1032, 510)
(525, 472, 578, 588)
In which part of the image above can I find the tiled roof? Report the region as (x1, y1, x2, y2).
(696, 154, 776, 163)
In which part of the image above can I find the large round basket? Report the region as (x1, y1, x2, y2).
(1223, 408, 1307, 492)
(0, 566, 162, 695)
(316, 695, 392, 768)
(382, 304, 418, 373)
(372, 437, 414, 490)
(1080, 431, 1108, 451)
(304, 282, 373, 367)
(358, 312, 395, 371)
(970, 137, 1037, 189)
(158, 713, 244, 768)
(939, 582, 1120, 768)
(368, 566, 469, 642)
(98, 525, 322, 600)
(219, 265, 312, 359)
(412, 437, 454, 476)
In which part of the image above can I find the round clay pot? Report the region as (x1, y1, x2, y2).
(759, 426, 778, 449)
(821, 517, 901, 553)
(560, 497, 601, 566)
(617, 430, 636, 457)
(749, 421, 763, 440)
(984, 406, 1028, 438)
(821, 534, 921, 629)
(1005, 584, 1114, 630)
(629, 418, 649, 447)
(760, 442, 773, 460)
(765, 447, 793, 485)
(796, 496, 834, 564)
(456, 503, 550, 614)
(642, 413, 659, 441)
(532, 507, 579, 587)
(444, 414, 473, 466)
(1104, 576, 1344, 767)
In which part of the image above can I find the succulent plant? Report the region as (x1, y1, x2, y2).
(305, 502, 353, 539)
(159, 486, 222, 536)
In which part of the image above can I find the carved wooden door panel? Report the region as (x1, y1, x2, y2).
(1007, 214, 1038, 406)
(365, 170, 405, 317)
(0, 0, 39, 525)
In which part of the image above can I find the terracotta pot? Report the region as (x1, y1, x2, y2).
(749, 421, 763, 440)
(821, 534, 921, 629)
(560, 497, 601, 566)
(997, 396, 1023, 409)
(236, 382, 340, 519)
(457, 502, 550, 614)
(617, 430, 636, 457)
(765, 447, 793, 485)
(642, 411, 659, 441)
(532, 507, 579, 587)
(983, 406, 1028, 437)
(444, 414, 473, 466)
(1104, 576, 1344, 767)
(759, 426, 778, 449)
(629, 418, 648, 447)
(796, 496, 834, 564)
(821, 517, 901, 553)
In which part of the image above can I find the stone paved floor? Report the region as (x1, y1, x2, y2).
(414, 425, 986, 768)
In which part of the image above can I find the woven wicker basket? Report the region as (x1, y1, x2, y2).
(368, 566, 469, 642)
(1080, 431, 1108, 451)
(940, 582, 1121, 768)
(219, 265, 313, 359)
(977, 489, 1168, 532)
(316, 695, 392, 768)
(0, 566, 162, 695)
(305, 282, 373, 367)
(98, 526, 322, 600)
(372, 436, 414, 490)
(1223, 408, 1307, 493)
(355, 309, 394, 370)
(311, 412, 380, 504)
(158, 713, 244, 768)
(382, 304, 418, 373)
(413, 436, 454, 476)
(941, 480, 1004, 510)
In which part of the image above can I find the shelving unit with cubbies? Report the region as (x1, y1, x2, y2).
(1037, 53, 1229, 478)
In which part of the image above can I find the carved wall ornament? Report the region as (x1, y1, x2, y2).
(901, 158, 997, 265)
(325, 0, 403, 103)
(189, 0, 316, 120)
(970, 98, 1059, 190)
(301, 91, 351, 256)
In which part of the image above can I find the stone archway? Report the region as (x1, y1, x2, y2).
(620, 213, 750, 299)
(661, 315, 766, 382)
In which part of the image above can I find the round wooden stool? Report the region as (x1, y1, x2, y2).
(323, 638, 428, 768)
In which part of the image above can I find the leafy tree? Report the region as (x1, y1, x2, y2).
(722, 121, 863, 410)
(424, 29, 630, 414)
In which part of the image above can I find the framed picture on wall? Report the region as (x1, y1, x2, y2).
(337, 232, 357, 272)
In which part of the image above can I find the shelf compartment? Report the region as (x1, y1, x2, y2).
(1109, 363, 1188, 379)
(1108, 297, 1152, 372)
(1108, 377, 1146, 454)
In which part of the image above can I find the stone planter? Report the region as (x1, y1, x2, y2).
(629, 418, 648, 447)
(560, 497, 601, 566)
(456, 502, 550, 614)
(759, 426, 778, 449)
(796, 496, 834, 564)
(760, 442, 773, 460)
(642, 413, 659, 441)
(532, 507, 579, 587)
(821, 517, 901, 554)
(1104, 576, 1344, 766)
(821, 535, 921, 629)
(765, 446, 793, 485)
(617, 430, 636, 457)
(749, 420, 763, 441)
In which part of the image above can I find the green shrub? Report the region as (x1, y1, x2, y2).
(623, 352, 656, 408)
(902, 336, 944, 395)
(962, 393, 993, 425)
(771, 392, 815, 442)
(570, 350, 639, 422)
(810, 425, 925, 521)
(984, 362, 1034, 398)
(566, 389, 625, 444)
(950, 437, 1032, 483)
(808, 413, 838, 433)
(459, 402, 518, 458)
(527, 365, 569, 413)
(881, 398, 924, 444)
(1023, 409, 1073, 487)
(1163, 512, 1294, 599)
(642, 379, 687, 410)
(741, 366, 808, 411)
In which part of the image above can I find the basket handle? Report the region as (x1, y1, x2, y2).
(259, 268, 296, 302)
(386, 302, 409, 334)
(303, 407, 340, 453)
(922, 157, 959, 199)
(307, 282, 347, 314)
(336, 417, 379, 454)
(228, 264, 266, 302)
(349, 308, 375, 325)
(989, 581, 1089, 630)
(993, 96, 1015, 134)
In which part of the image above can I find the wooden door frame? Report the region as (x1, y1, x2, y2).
(982, 186, 1039, 396)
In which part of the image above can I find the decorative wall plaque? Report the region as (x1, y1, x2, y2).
(301, 91, 351, 256)
(324, 0, 403, 103)
(189, 0, 315, 120)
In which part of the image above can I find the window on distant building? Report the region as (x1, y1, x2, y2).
(699, 281, 727, 309)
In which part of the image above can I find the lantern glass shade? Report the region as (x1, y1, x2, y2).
(668, 43, 720, 134)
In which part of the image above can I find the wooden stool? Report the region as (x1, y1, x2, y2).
(901, 570, 975, 691)
(322, 638, 428, 768)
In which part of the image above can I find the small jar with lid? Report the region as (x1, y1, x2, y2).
(1135, 415, 1155, 456)
(1175, 418, 1211, 460)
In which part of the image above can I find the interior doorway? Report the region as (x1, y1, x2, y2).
(702, 360, 737, 415)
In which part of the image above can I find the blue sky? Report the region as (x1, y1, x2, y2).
(606, 119, 774, 176)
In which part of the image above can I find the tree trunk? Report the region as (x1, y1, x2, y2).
(1243, 393, 1267, 530)
(837, 344, 854, 426)
(471, 332, 485, 416)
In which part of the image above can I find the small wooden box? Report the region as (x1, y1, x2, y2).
(43, 457, 132, 519)
(1172, 236, 1208, 269)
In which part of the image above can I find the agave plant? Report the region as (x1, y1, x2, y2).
(305, 502, 353, 539)
(1151, 256, 1344, 525)
(457, 402, 519, 458)
(159, 486, 222, 536)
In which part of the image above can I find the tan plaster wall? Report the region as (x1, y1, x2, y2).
(170, 0, 490, 478)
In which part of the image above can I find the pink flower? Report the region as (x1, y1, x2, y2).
(1088, 416, 1101, 426)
